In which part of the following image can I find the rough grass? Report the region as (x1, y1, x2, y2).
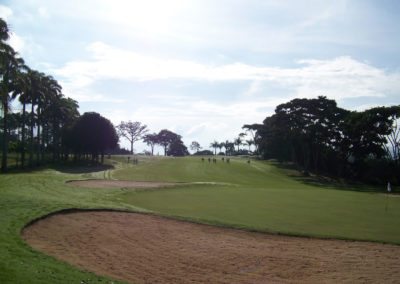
(0, 166, 133, 284)
(0, 155, 399, 283)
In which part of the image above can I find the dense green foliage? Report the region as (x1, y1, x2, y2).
(156, 129, 188, 156)
(251, 97, 400, 183)
(64, 112, 118, 162)
(116, 121, 148, 154)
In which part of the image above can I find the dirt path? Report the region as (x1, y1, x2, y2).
(67, 179, 179, 189)
(23, 211, 400, 284)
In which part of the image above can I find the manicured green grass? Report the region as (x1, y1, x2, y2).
(115, 156, 400, 244)
(0, 155, 399, 283)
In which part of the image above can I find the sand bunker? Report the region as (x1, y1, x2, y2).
(23, 211, 400, 283)
(67, 179, 178, 189)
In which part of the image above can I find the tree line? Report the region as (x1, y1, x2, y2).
(245, 96, 400, 184)
(189, 136, 255, 157)
(206, 134, 256, 156)
(0, 18, 84, 172)
(116, 121, 188, 156)
(0, 16, 188, 172)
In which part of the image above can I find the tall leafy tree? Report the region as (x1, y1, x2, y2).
(210, 140, 219, 155)
(14, 68, 31, 167)
(43, 95, 79, 161)
(39, 74, 62, 162)
(116, 121, 148, 154)
(224, 140, 235, 156)
(143, 133, 158, 155)
(157, 129, 181, 156)
(0, 31, 25, 171)
(167, 138, 189, 156)
(371, 106, 400, 163)
(245, 139, 254, 152)
(190, 141, 201, 153)
(25, 70, 46, 166)
(66, 112, 118, 163)
(234, 136, 243, 152)
(242, 123, 262, 154)
(0, 18, 9, 41)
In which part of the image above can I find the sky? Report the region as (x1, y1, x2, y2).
(1, 0, 400, 153)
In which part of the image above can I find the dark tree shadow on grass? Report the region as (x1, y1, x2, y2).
(50, 161, 115, 174)
(3, 160, 115, 175)
(271, 161, 392, 194)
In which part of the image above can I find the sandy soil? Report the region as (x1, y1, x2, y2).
(23, 211, 400, 284)
(67, 179, 179, 189)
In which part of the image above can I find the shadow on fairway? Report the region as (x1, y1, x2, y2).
(273, 162, 386, 193)
(51, 162, 114, 174)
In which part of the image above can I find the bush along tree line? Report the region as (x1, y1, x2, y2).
(245, 96, 400, 184)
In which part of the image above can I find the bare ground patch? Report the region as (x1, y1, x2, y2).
(22, 211, 400, 283)
(66, 179, 179, 189)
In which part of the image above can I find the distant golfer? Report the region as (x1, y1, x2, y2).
(387, 182, 391, 193)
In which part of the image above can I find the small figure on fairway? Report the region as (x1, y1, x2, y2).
(201, 157, 205, 162)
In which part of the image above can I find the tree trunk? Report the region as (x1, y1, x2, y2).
(36, 108, 40, 166)
(41, 122, 46, 163)
(29, 103, 34, 167)
(130, 140, 133, 154)
(21, 102, 26, 168)
(1, 103, 8, 172)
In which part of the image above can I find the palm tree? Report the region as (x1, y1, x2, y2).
(26, 69, 41, 167)
(40, 75, 62, 162)
(219, 141, 226, 155)
(42, 94, 78, 161)
(234, 136, 243, 153)
(0, 41, 25, 171)
(13, 68, 30, 168)
(25, 70, 47, 166)
(217, 142, 224, 155)
(224, 140, 235, 156)
(210, 140, 219, 156)
(245, 139, 254, 153)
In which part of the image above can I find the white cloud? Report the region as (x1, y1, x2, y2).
(50, 41, 400, 152)
(8, 33, 25, 52)
(53, 42, 400, 103)
(0, 5, 13, 20)
(37, 7, 49, 18)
